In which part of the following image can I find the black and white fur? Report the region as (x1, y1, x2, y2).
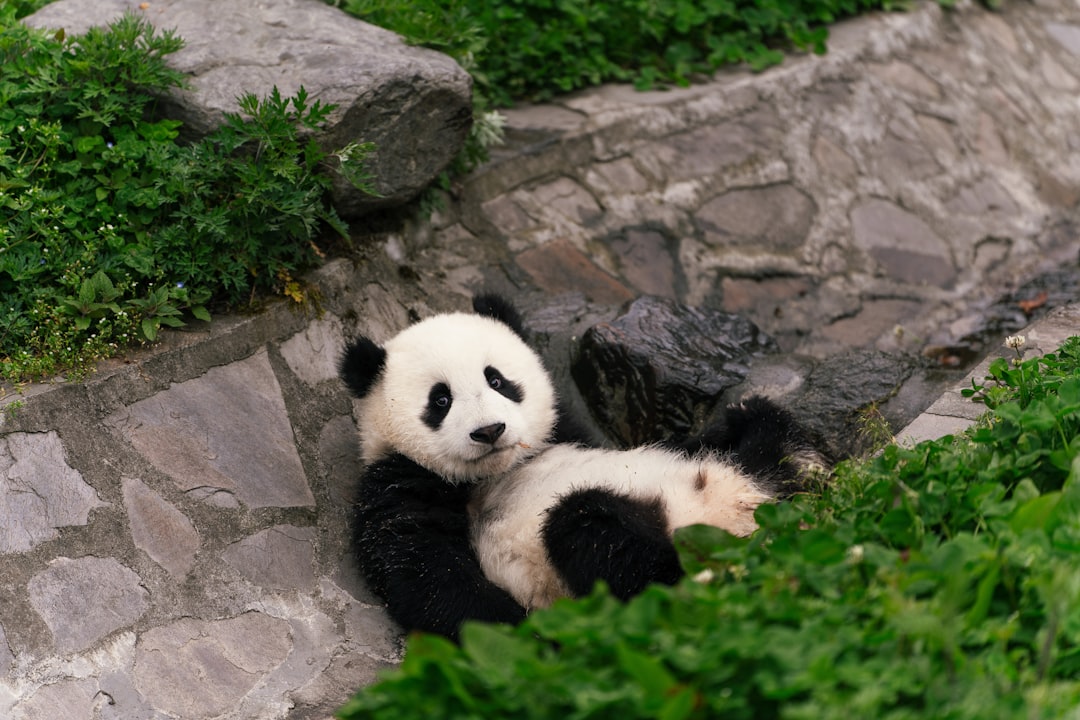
(340, 295, 827, 639)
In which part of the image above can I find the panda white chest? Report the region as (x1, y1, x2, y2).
(470, 444, 769, 610)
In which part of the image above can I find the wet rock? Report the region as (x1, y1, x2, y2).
(519, 294, 616, 447)
(936, 265, 1080, 362)
(25, 0, 473, 215)
(572, 296, 778, 446)
(789, 349, 920, 458)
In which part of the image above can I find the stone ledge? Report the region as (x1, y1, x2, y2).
(898, 303, 1080, 444)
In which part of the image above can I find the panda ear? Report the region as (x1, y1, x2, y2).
(339, 337, 387, 398)
(473, 293, 527, 340)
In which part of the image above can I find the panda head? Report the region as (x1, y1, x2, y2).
(339, 296, 558, 483)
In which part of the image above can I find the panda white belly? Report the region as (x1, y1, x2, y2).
(470, 444, 770, 610)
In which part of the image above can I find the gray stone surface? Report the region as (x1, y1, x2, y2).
(3, 0, 1080, 717)
(0, 624, 12, 671)
(697, 184, 817, 251)
(222, 525, 317, 592)
(104, 350, 314, 509)
(25, 0, 473, 215)
(122, 476, 199, 578)
(850, 199, 956, 287)
(28, 557, 149, 653)
(0, 431, 106, 553)
(133, 613, 291, 718)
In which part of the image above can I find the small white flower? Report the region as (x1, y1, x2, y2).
(691, 569, 715, 584)
(847, 544, 865, 563)
(1005, 335, 1026, 350)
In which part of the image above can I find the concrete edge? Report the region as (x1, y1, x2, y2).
(896, 302, 1080, 444)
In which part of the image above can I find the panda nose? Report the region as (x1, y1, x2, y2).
(470, 423, 506, 445)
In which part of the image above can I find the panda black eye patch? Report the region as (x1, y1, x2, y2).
(485, 366, 523, 403)
(422, 382, 453, 430)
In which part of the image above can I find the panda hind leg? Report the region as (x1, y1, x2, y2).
(695, 395, 830, 497)
(541, 487, 682, 600)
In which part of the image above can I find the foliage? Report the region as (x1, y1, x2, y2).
(337, 336, 1080, 719)
(334, 0, 895, 107)
(0, 0, 51, 25)
(0, 14, 371, 381)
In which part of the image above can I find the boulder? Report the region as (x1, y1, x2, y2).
(25, 0, 474, 216)
(789, 349, 920, 458)
(571, 296, 778, 446)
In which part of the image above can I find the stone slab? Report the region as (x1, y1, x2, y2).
(104, 350, 314, 509)
(134, 613, 291, 718)
(27, 557, 149, 654)
(0, 431, 106, 554)
(122, 477, 199, 579)
(222, 525, 317, 592)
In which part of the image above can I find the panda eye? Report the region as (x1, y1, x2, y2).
(422, 382, 453, 430)
(484, 366, 524, 403)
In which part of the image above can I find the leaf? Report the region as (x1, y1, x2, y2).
(141, 317, 158, 341)
(191, 306, 212, 323)
(615, 642, 677, 699)
(674, 523, 746, 574)
(1009, 492, 1060, 534)
(78, 278, 96, 305)
(800, 528, 847, 565)
(460, 622, 533, 686)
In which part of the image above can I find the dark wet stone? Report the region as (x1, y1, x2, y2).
(789, 349, 920, 458)
(572, 296, 778, 446)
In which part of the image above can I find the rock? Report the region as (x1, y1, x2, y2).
(133, 613, 292, 718)
(103, 350, 315, 509)
(222, 525, 317, 592)
(789, 349, 919, 458)
(28, 556, 149, 654)
(850, 199, 956, 288)
(571, 296, 778, 446)
(122, 477, 200, 579)
(520, 293, 617, 447)
(25, 0, 473, 215)
(0, 431, 107, 554)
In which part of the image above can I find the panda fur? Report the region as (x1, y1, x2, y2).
(339, 295, 827, 639)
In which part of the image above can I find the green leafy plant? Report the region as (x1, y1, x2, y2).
(337, 336, 1080, 719)
(334, 0, 891, 108)
(0, 14, 372, 381)
(0, 0, 51, 26)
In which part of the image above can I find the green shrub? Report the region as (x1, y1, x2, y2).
(0, 14, 371, 381)
(335, 0, 897, 106)
(337, 336, 1080, 719)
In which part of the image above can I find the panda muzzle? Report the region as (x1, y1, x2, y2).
(470, 423, 506, 445)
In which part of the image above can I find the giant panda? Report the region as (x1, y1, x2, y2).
(339, 294, 828, 639)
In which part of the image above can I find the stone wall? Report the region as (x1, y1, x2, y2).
(3, 1, 1080, 718)
(407, 0, 1080, 359)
